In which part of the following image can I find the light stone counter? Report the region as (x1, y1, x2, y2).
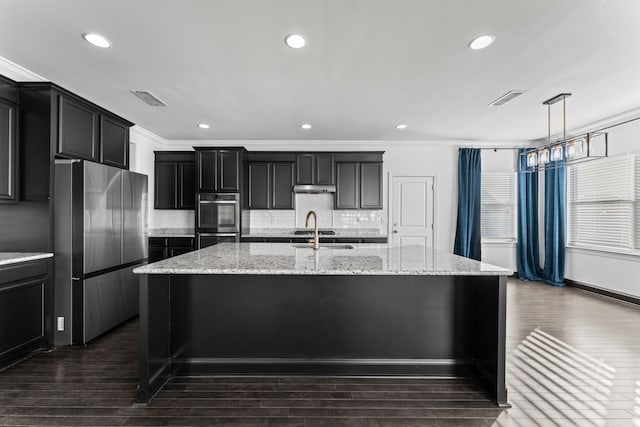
(0, 252, 53, 267)
(133, 242, 512, 276)
(148, 228, 195, 238)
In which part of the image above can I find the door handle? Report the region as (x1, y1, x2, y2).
(393, 230, 398, 234)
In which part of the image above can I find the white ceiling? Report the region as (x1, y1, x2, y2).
(1, 0, 639, 142)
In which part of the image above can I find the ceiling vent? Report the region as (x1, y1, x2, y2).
(489, 90, 525, 107)
(130, 90, 167, 107)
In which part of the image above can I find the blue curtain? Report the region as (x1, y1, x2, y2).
(540, 159, 566, 286)
(516, 149, 542, 281)
(454, 148, 481, 261)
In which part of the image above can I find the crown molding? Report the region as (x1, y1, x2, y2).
(0, 55, 47, 82)
(130, 125, 168, 147)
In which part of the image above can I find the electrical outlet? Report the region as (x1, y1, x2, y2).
(57, 317, 64, 331)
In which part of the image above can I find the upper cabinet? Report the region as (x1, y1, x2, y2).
(195, 148, 243, 192)
(247, 161, 294, 210)
(100, 114, 130, 169)
(295, 153, 334, 185)
(0, 75, 17, 201)
(19, 82, 133, 171)
(57, 95, 99, 162)
(334, 152, 384, 210)
(154, 151, 195, 210)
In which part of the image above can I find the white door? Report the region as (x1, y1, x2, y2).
(391, 176, 434, 247)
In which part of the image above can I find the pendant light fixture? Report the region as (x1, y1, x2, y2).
(520, 93, 608, 172)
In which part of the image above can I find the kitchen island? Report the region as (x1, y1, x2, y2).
(133, 243, 512, 406)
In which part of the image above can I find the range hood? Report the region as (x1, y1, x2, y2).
(293, 184, 336, 193)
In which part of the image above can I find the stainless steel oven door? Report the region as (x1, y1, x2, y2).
(196, 193, 240, 233)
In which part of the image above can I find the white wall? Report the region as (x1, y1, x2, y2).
(564, 117, 640, 298)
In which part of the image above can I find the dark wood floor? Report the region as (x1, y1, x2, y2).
(0, 278, 638, 426)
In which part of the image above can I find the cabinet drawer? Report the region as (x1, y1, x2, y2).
(168, 237, 194, 248)
(0, 261, 48, 286)
(149, 237, 168, 247)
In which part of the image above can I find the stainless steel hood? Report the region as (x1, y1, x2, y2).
(293, 184, 336, 193)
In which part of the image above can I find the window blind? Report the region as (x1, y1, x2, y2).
(567, 154, 638, 251)
(481, 172, 517, 241)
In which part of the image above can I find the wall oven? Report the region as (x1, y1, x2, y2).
(195, 193, 240, 248)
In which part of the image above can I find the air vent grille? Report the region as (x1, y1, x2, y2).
(489, 90, 525, 107)
(130, 90, 167, 107)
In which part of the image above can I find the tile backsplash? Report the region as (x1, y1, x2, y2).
(246, 193, 384, 232)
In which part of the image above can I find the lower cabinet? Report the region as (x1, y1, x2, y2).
(149, 237, 195, 262)
(0, 259, 49, 368)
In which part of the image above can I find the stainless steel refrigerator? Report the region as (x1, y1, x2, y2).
(54, 160, 147, 345)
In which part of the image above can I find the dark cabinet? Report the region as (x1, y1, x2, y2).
(335, 163, 359, 209)
(57, 95, 99, 162)
(0, 98, 16, 201)
(0, 259, 49, 369)
(360, 163, 383, 209)
(335, 162, 383, 210)
(18, 83, 133, 172)
(148, 237, 194, 262)
(100, 114, 129, 169)
(295, 153, 334, 185)
(247, 163, 269, 209)
(247, 162, 294, 210)
(154, 151, 195, 210)
(195, 148, 242, 192)
(272, 163, 295, 209)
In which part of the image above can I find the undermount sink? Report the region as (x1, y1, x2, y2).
(291, 244, 354, 250)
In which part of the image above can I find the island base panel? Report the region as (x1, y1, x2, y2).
(138, 273, 508, 406)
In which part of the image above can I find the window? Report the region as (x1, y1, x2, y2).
(567, 154, 639, 252)
(481, 171, 517, 242)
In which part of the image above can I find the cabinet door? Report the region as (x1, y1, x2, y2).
(100, 115, 129, 169)
(360, 162, 383, 209)
(247, 163, 270, 209)
(197, 150, 217, 191)
(217, 150, 240, 192)
(169, 247, 192, 257)
(316, 154, 334, 185)
(0, 100, 16, 200)
(272, 162, 294, 209)
(295, 154, 314, 185)
(0, 279, 45, 359)
(154, 162, 177, 209)
(335, 163, 359, 209)
(178, 162, 195, 209)
(148, 246, 168, 263)
(57, 95, 99, 161)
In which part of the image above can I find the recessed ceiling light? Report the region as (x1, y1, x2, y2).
(198, 123, 210, 129)
(82, 33, 112, 48)
(395, 124, 408, 130)
(300, 123, 312, 130)
(468, 34, 495, 50)
(285, 34, 306, 49)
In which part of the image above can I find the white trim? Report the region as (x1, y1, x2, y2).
(566, 245, 640, 261)
(0, 55, 47, 81)
(130, 125, 167, 146)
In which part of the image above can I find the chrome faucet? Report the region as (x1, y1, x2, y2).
(305, 210, 320, 250)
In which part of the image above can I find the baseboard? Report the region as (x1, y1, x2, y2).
(565, 279, 640, 306)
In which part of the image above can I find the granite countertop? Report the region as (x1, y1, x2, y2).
(133, 243, 512, 276)
(242, 228, 387, 238)
(0, 252, 53, 267)
(148, 228, 195, 238)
